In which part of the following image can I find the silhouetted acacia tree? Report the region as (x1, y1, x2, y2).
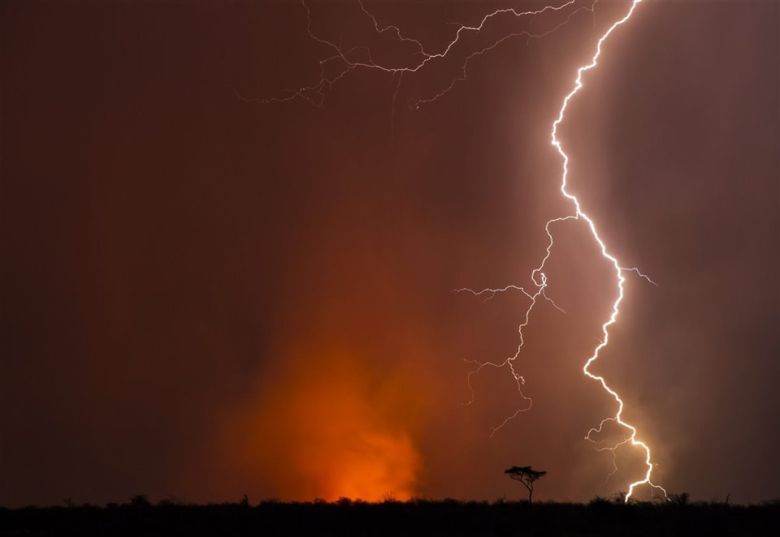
(505, 466, 547, 504)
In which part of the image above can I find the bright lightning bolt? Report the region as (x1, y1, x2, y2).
(550, 0, 667, 502)
(254, 0, 667, 503)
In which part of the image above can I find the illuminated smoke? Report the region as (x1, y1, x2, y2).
(222, 347, 422, 501)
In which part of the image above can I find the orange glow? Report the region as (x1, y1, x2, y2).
(310, 432, 419, 502)
(221, 346, 422, 501)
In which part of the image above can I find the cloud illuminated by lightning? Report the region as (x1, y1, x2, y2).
(254, 0, 666, 502)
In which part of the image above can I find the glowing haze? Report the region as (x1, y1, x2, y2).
(2, 0, 778, 507)
(221, 346, 422, 501)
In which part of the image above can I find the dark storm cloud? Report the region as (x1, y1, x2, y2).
(1, 0, 777, 506)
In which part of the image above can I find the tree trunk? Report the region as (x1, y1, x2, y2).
(528, 486, 533, 505)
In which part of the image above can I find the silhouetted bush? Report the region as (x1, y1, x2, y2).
(0, 498, 777, 536)
(129, 495, 151, 508)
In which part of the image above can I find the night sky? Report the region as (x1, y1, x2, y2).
(1, 0, 778, 507)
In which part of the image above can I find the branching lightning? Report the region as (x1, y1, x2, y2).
(236, 0, 592, 109)
(255, 0, 666, 502)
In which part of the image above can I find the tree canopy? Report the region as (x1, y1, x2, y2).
(505, 466, 547, 503)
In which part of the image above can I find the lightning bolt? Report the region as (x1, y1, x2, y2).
(254, 0, 667, 502)
(551, 0, 667, 502)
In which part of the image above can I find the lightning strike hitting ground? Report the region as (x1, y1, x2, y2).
(550, 0, 667, 502)
(258, 0, 666, 502)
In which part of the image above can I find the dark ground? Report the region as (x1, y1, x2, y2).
(1, 498, 778, 536)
